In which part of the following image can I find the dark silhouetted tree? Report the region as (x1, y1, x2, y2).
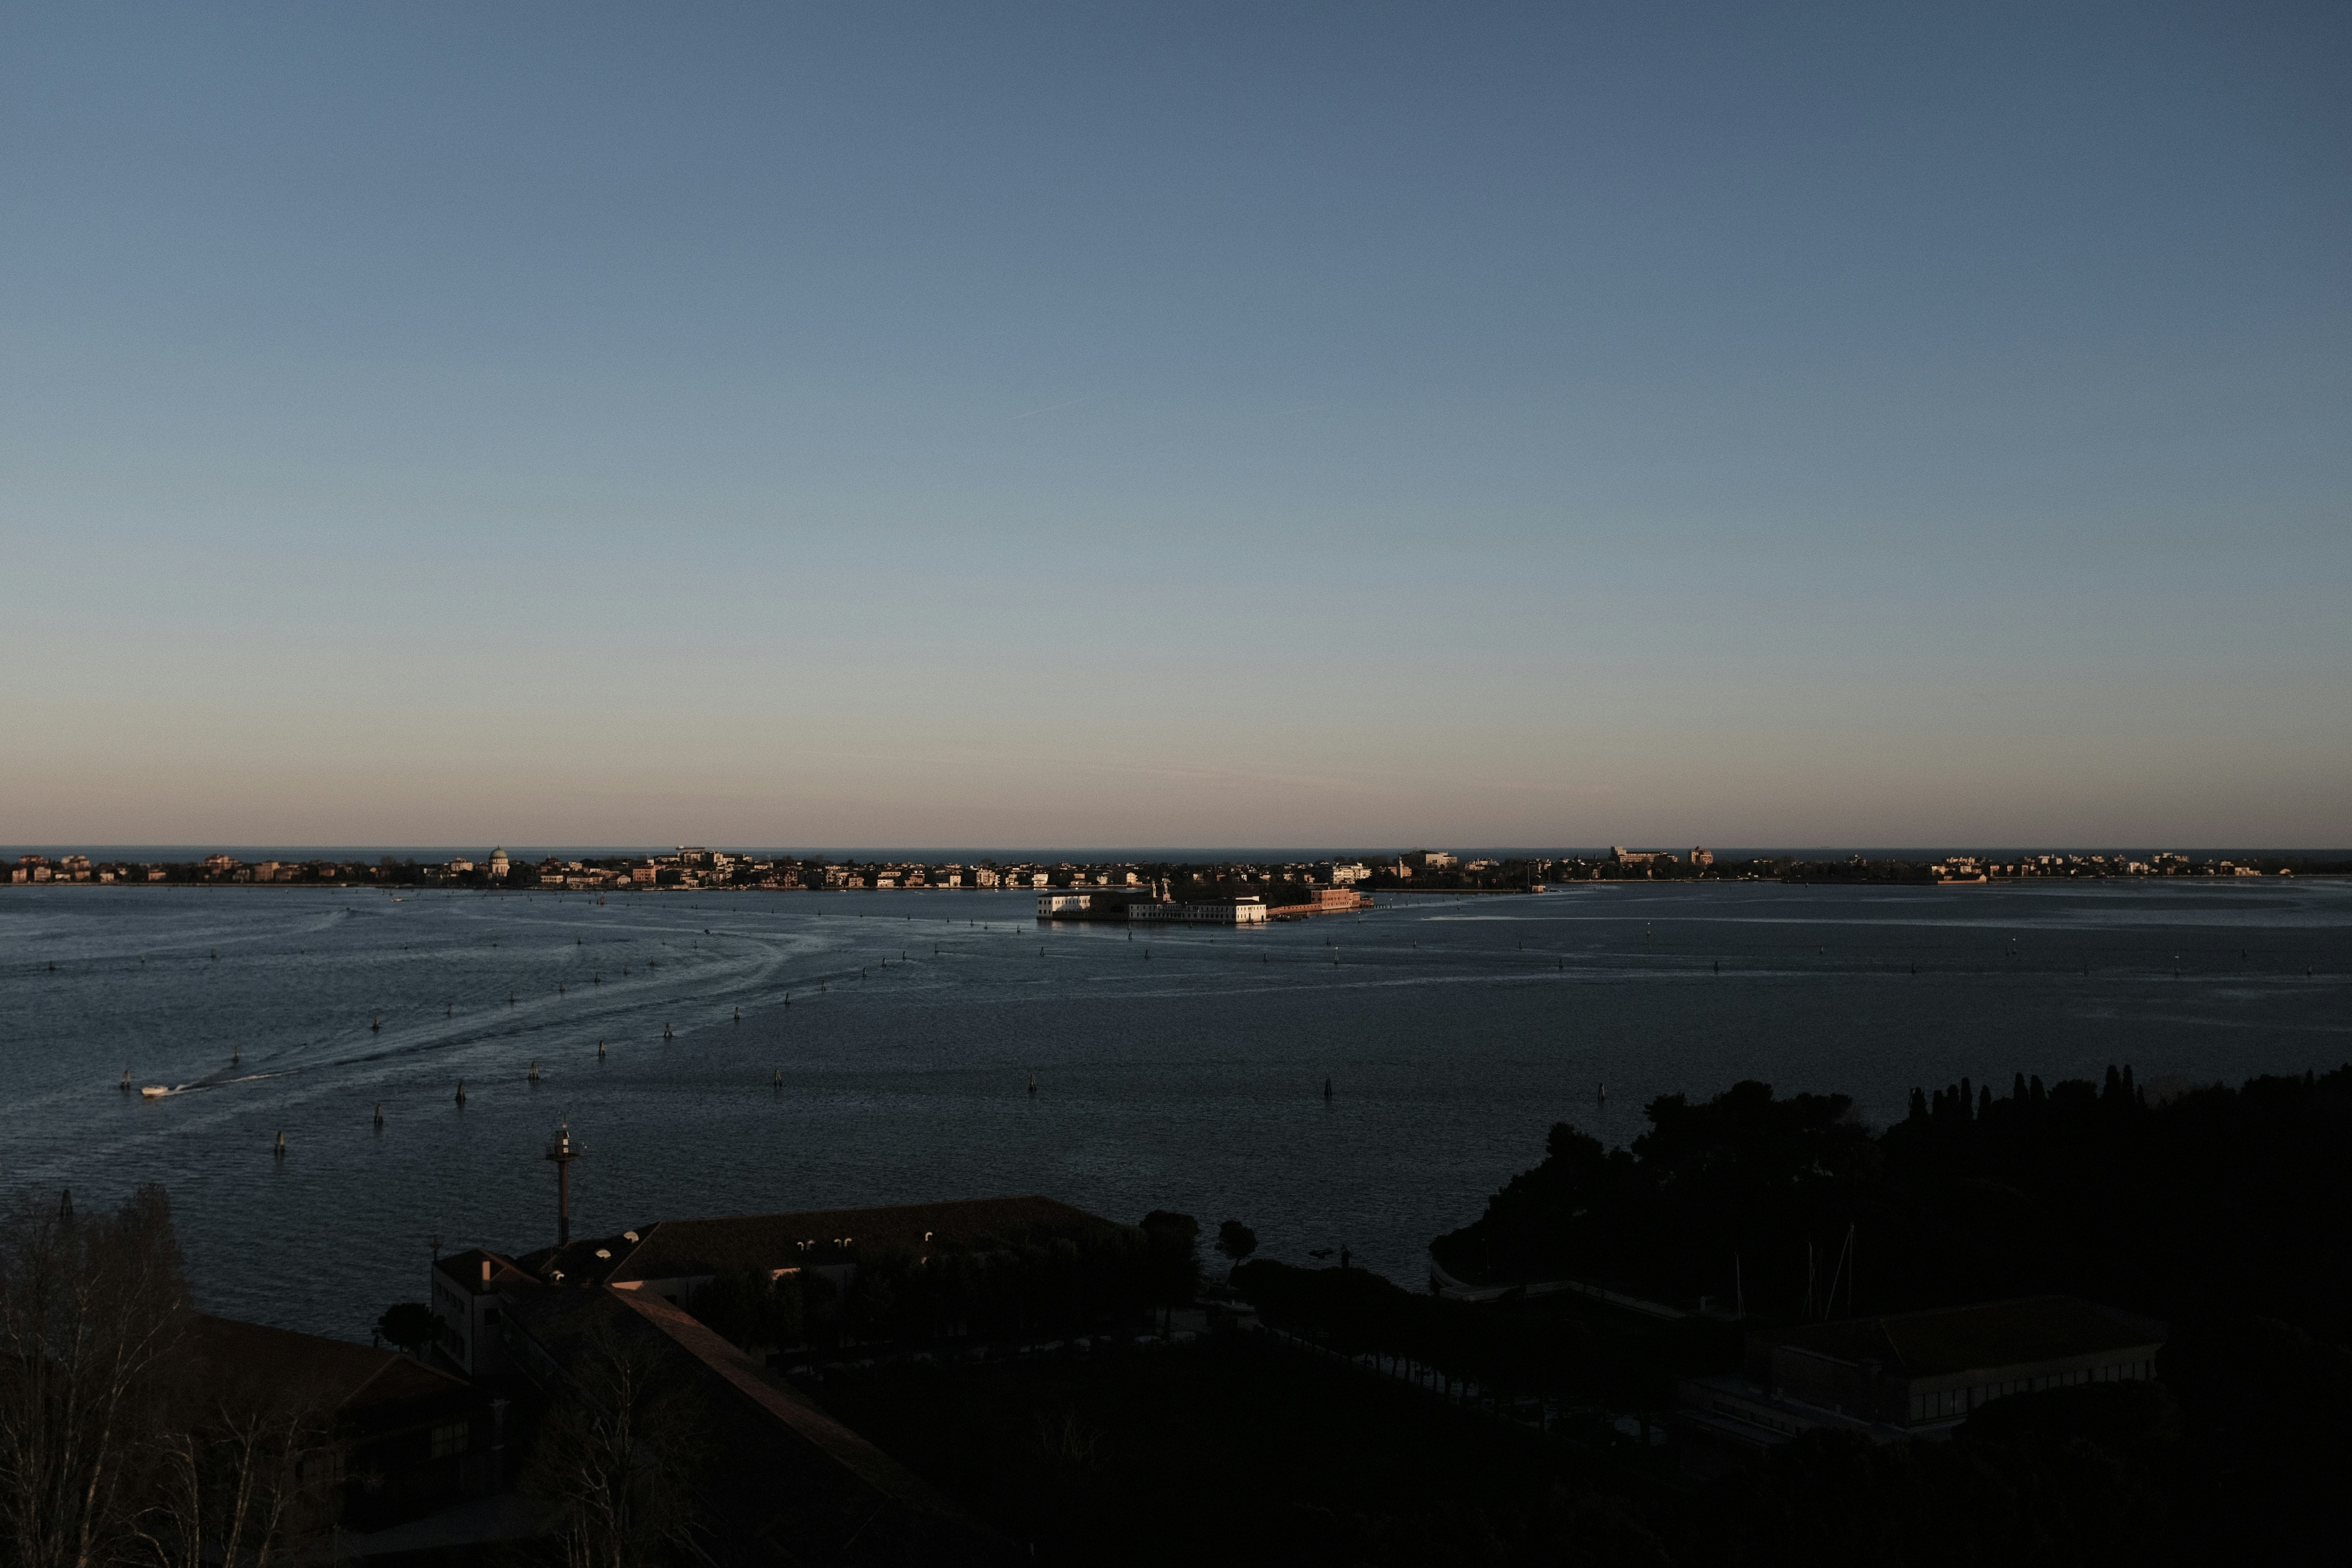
(526, 1319, 707, 1568)
(0, 1184, 191, 1568)
(1215, 1220, 1258, 1279)
(374, 1302, 434, 1358)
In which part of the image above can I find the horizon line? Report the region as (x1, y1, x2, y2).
(11, 843, 2352, 858)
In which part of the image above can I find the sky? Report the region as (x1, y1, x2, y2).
(3, 2, 2347, 849)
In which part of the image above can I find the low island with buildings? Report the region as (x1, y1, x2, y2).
(10, 843, 2340, 894)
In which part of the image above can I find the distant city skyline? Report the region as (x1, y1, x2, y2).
(15, 843, 2327, 894)
(9, 842, 2344, 865)
(5, 4, 2347, 846)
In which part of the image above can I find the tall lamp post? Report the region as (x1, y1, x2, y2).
(544, 1124, 581, 1247)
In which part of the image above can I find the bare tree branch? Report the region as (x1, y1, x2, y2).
(0, 1186, 190, 1568)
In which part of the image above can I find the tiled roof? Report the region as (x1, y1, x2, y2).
(497, 1286, 1009, 1563)
(177, 1314, 467, 1415)
(614, 1289, 984, 1528)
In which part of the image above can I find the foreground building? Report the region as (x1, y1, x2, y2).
(419, 1195, 1119, 1563)
(428, 1195, 1109, 1377)
(525, 1194, 1106, 1306)
(1676, 1296, 2165, 1475)
(174, 1314, 518, 1552)
(495, 1279, 1003, 1562)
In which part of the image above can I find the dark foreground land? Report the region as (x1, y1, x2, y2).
(804, 1062, 2352, 1566)
(811, 1338, 1665, 1567)
(6, 1060, 2348, 1568)
(805, 1313, 2339, 1567)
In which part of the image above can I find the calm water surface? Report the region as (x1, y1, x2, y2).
(3, 881, 2348, 1340)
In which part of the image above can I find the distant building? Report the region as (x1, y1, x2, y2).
(1128, 897, 1270, 925)
(1036, 889, 1150, 920)
(1402, 851, 1457, 872)
(1691, 846, 1714, 868)
(487, 848, 510, 879)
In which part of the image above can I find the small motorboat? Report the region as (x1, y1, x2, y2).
(139, 1086, 169, 1099)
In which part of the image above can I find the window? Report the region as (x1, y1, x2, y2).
(431, 1421, 468, 1460)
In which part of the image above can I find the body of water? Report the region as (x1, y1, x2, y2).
(3, 879, 2347, 1340)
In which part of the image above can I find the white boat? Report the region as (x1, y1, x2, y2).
(139, 1086, 169, 1099)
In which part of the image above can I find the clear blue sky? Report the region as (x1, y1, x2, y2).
(4, 2, 2346, 848)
